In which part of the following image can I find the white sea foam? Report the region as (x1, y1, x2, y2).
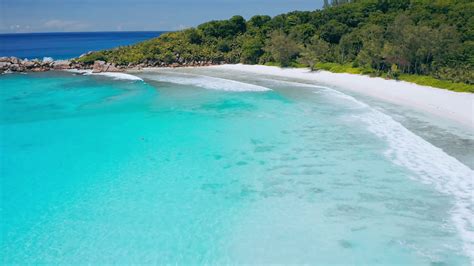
(64, 69, 87, 74)
(1, 69, 13, 75)
(90, 72, 143, 81)
(141, 72, 270, 92)
(321, 88, 474, 261)
(65, 69, 143, 81)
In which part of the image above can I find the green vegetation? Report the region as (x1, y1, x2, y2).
(315, 62, 365, 74)
(78, 0, 474, 92)
(315, 62, 474, 92)
(398, 74, 474, 93)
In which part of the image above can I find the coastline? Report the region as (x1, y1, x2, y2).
(2, 57, 472, 129)
(210, 64, 474, 130)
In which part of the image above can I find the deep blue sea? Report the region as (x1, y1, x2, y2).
(0, 31, 164, 59)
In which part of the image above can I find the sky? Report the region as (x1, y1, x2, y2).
(0, 0, 324, 33)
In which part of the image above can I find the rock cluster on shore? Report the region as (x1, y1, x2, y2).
(0, 57, 128, 74)
(0, 56, 222, 74)
(0, 57, 90, 73)
(91, 60, 122, 73)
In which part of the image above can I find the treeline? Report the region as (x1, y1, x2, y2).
(78, 0, 473, 84)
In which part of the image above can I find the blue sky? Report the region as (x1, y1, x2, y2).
(0, 0, 324, 33)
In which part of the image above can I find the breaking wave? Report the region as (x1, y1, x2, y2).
(66, 70, 143, 81)
(142, 72, 271, 92)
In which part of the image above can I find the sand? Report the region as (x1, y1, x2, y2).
(212, 64, 474, 129)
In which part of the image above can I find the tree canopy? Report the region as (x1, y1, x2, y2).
(78, 0, 474, 87)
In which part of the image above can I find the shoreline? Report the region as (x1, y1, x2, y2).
(210, 64, 474, 130)
(2, 57, 472, 129)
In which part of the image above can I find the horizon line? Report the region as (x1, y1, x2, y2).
(0, 30, 172, 35)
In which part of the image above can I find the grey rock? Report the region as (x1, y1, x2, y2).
(92, 60, 122, 73)
(9, 63, 22, 71)
(92, 60, 106, 73)
(23, 60, 37, 68)
(53, 60, 71, 70)
(0, 62, 11, 69)
(10, 57, 21, 64)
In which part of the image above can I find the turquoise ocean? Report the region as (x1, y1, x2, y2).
(1, 67, 473, 264)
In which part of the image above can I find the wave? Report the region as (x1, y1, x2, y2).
(66, 70, 143, 81)
(89, 72, 143, 81)
(141, 72, 270, 92)
(259, 78, 328, 89)
(321, 88, 474, 261)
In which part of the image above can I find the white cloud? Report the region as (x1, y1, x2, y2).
(2, 24, 32, 33)
(43, 19, 89, 31)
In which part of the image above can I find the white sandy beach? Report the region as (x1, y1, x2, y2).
(211, 64, 474, 129)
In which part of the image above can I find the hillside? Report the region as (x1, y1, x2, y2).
(77, 0, 474, 92)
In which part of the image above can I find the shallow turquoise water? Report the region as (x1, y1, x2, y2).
(1, 70, 472, 264)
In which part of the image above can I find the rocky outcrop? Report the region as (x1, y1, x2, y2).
(0, 57, 89, 73)
(92, 61, 122, 73)
(52, 60, 72, 70)
(0, 55, 222, 74)
(1, 57, 17, 72)
(1, 57, 52, 73)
